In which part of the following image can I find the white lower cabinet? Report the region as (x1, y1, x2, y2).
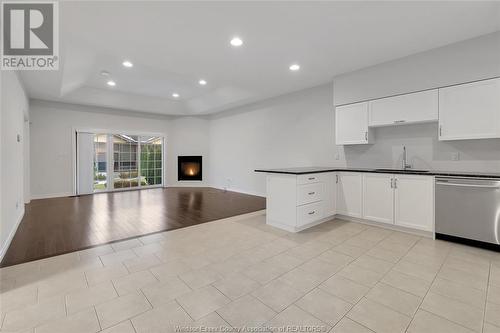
(266, 172, 336, 232)
(362, 173, 434, 231)
(394, 174, 434, 231)
(362, 173, 394, 224)
(265, 171, 433, 233)
(337, 172, 363, 218)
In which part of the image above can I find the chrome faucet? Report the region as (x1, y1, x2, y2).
(402, 146, 412, 170)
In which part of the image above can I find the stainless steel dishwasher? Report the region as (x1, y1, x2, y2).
(435, 177, 500, 249)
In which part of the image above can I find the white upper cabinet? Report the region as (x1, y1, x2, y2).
(439, 78, 500, 141)
(337, 172, 363, 218)
(335, 102, 373, 145)
(369, 90, 438, 127)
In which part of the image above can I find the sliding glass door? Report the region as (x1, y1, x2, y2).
(77, 131, 164, 195)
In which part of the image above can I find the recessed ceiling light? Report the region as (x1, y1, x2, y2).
(230, 37, 243, 47)
(107, 80, 116, 86)
(289, 64, 300, 71)
(122, 60, 133, 68)
(172, 93, 180, 98)
(100, 70, 110, 76)
(198, 79, 207, 85)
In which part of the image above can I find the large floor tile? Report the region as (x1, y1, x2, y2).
(319, 274, 370, 304)
(420, 292, 483, 332)
(176, 285, 230, 320)
(295, 288, 352, 326)
(330, 317, 374, 333)
(431, 277, 486, 309)
(298, 258, 342, 280)
(352, 255, 394, 275)
(381, 269, 431, 297)
(266, 305, 330, 332)
(66, 281, 118, 314)
(112, 270, 158, 296)
(141, 276, 192, 307)
(99, 320, 136, 333)
(485, 302, 500, 327)
(122, 254, 162, 273)
(2, 296, 65, 332)
(252, 279, 305, 312)
(365, 283, 421, 317)
(212, 272, 261, 300)
(407, 310, 475, 333)
(216, 295, 276, 328)
(95, 292, 152, 329)
(131, 301, 193, 333)
(346, 298, 411, 333)
(34, 308, 100, 333)
(100, 250, 138, 267)
(179, 266, 222, 289)
(337, 264, 384, 288)
(277, 268, 325, 294)
(85, 264, 129, 286)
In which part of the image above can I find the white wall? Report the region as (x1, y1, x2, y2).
(1, 71, 29, 259)
(209, 32, 500, 196)
(29, 100, 210, 199)
(167, 117, 211, 187)
(334, 31, 500, 106)
(209, 85, 338, 196)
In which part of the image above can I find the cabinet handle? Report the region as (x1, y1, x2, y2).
(394, 120, 406, 124)
(308, 177, 315, 180)
(308, 192, 315, 195)
(394, 178, 398, 189)
(365, 131, 368, 141)
(308, 211, 316, 215)
(439, 125, 442, 137)
(390, 178, 394, 188)
(336, 174, 339, 183)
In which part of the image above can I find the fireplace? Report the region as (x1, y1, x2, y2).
(178, 156, 202, 181)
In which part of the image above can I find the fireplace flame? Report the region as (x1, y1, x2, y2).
(188, 168, 195, 176)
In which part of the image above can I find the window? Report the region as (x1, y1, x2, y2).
(80, 132, 164, 194)
(140, 136, 163, 186)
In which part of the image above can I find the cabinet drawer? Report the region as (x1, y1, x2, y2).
(297, 201, 324, 227)
(297, 173, 325, 185)
(297, 183, 324, 205)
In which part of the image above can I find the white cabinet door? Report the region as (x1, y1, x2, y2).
(335, 102, 372, 145)
(337, 172, 363, 218)
(362, 173, 394, 224)
(394, 175, 434, 231)
(324, 172, 337, 216)
(369, 90, 438, 127)
(439, 78, 500, 141)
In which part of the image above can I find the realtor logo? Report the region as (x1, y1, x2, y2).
(1, 1, 59, 70)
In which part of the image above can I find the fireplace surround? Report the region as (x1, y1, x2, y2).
(178, 156, 202, 181)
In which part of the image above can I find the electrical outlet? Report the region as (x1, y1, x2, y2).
(451, 152, 460, 161)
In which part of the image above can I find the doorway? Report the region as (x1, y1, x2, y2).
(76, 132, 164, 195)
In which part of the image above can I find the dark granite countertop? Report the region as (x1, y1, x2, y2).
(254, 167, 500, 179)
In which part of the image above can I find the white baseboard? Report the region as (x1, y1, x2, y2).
(30, 192, 73, 200)
(211, 185, 266, 198)
(0, 209, 24, 262)
(335, 214, 434, 238)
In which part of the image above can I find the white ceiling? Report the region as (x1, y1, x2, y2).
(20, 1, 500, 116)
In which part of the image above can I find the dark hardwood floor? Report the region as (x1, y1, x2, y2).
(1, 187, 266, 267)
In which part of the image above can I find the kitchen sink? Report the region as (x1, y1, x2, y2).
(375, 168, 430, 173)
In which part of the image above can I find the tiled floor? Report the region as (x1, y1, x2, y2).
(1, 212, 499, 333)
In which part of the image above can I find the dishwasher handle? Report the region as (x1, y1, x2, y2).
(436, 181, 500, 189)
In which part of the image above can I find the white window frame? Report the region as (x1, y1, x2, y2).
(72, 127, 166, 196)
